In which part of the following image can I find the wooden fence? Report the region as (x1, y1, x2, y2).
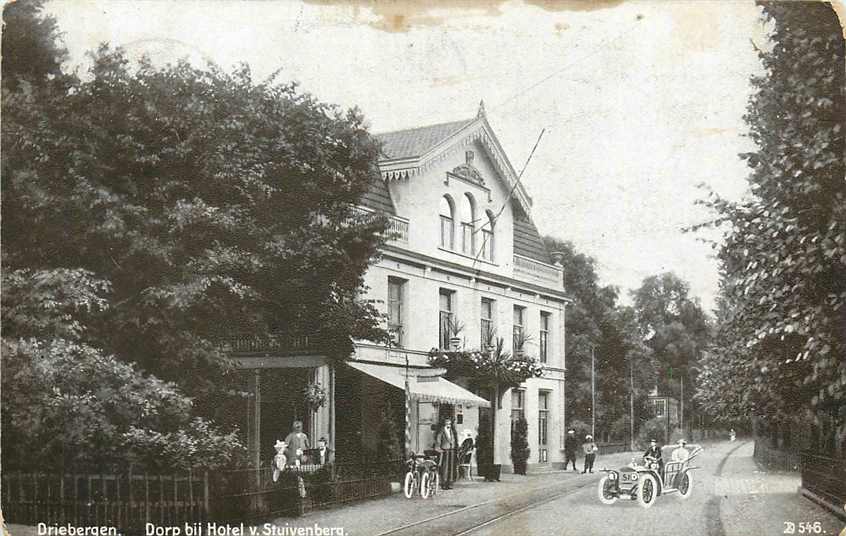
(2, 471, 207, 531)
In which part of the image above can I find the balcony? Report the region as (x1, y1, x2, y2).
(349, 206, 409, 245)
(513, 254, 563, 288)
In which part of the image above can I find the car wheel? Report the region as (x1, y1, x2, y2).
(678, 471, 693, 499)
(598, 476, 618, 504)
(421, 472, 431, 499)
(403, 471, 416, 499)
(637, 474, 657, 509)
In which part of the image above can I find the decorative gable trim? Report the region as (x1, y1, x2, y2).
(379, 116, 533, 216)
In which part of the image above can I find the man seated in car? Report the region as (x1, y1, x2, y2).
(671, 439, 690, 462)
(643, 438, 664, 475)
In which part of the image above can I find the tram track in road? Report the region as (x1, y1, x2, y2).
(374, 474, 601, 536)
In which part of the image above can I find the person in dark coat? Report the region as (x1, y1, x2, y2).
(564, 429, 579, 471)
(643, 438, 664, 475)
(435, 418, 457, 489)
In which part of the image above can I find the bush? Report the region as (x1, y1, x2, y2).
(376, 403, 402, 461)
(511, 416, 530, 475)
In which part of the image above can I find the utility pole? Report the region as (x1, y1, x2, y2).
(680, 376, 684, 437)
(630, 359, 635, 451)
(591, 345, 596, 438)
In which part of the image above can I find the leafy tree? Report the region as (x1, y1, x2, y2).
(2, 32, 389, 467)
(1, 268, 243, 470)
(694, 2, 845, 425)
(632, 273, 710, 412)
(1, 0, 68, 90)
(543, 237, 656, 440)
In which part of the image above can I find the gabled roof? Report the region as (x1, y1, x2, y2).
(373, 103, 555, 268)
(376, 119, 474, 160)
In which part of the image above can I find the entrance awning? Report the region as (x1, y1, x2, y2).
(346, 361, 491, 408)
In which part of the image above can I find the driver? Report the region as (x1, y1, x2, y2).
(643, 438, 664, 474)
(672, 439, 690, 462)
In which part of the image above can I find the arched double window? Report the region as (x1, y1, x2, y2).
(439, 196, 455, 249)
(480, 210, 495, 261)
(460, 193, 476, 255)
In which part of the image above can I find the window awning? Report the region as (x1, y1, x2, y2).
(346, 361, 491, 408)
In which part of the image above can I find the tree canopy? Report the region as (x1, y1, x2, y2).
(2, 9, 388, 469)
(694, 2, 845, 423)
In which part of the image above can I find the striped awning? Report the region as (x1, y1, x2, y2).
(346, 361, 490, 408)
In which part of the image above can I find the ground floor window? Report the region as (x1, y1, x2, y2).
(538, 390, 550, 463)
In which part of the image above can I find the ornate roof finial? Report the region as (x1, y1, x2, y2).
(477, 99, 486, 118)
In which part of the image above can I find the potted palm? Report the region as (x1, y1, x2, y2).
(447, 317, 465, 351)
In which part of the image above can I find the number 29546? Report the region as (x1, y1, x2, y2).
(784, 521, 824, 534)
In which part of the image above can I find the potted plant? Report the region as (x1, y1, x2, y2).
(482, 323, 497, 352)
(511, 416, 530, 475)
(513, 330, 533, 357)
(303, 382, 327, 412)
(446, 317, 465, 351)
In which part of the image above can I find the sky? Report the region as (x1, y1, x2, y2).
(45, 0, 788, 312)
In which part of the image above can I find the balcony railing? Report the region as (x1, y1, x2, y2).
(513, 254, 563, 287)
(216, 333, 319, 355)
(349, 206, 409, 245)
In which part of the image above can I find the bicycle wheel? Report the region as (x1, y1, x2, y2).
(403, 471, 415, 499)
(429, 470, 440, 497)
(420, 471, 432, 499)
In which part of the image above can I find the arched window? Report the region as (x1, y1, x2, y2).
(461, 193, 476, 255)
(480, 210, 495, 261)
(439, 196, 455, 249)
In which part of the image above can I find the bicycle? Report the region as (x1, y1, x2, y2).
(403, 452, 440, 499)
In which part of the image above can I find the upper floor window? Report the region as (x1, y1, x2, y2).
(513, 305, 526, 354)
(388, 277, 406, 346)
(539, 311, 551, 363)
(480, 210, 495, 262)
(460, 193, 476, 255)
(439, 196, 455, 250)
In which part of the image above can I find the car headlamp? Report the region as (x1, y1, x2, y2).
(631, 473, 639, 480)
(608, 473, 617, 480)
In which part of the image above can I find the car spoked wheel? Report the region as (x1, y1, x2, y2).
(597, 476, 618, 504)
(403, 471, 415, 499)
(431, 471, 440, 496)
(678, 471, 693, 499)
(637, 474, 657, 508)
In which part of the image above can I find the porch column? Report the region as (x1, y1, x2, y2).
(248, 369, 261, 468)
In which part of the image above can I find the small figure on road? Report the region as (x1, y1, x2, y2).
(644, 438, 664, 474)
(581, 434, 598, 473)
(729, 428, 736, 442)
(564, 429, 579, 471)
(435, 417, 457, 489)
(284, 419, 310, 466)
(671, 438, 690, 462)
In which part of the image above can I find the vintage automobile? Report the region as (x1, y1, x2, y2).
(597, 444, 702, 508)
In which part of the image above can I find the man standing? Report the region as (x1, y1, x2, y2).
(435, 418, 457, 489)
(564, 429, 579, 471)
(284, 420, 310, 465)
(581, 434, 598, 473)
